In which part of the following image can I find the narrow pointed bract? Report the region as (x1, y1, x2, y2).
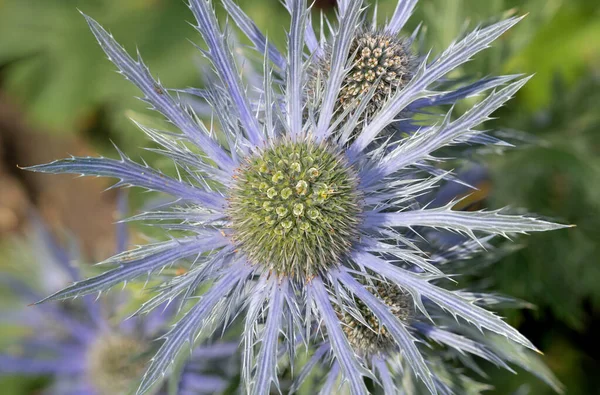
(27, 1, 568, 394)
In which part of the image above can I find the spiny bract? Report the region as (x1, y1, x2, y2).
(26, 0, 570, 394)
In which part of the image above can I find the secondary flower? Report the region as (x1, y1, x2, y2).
(310, 28, 415, 124)
(26, 0, 570, 394)
(0, 220, 238, 395)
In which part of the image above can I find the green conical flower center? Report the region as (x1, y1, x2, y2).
(228, 140, 362, 280)
(86, 334, 148, 395)
(341, 284, 413, 358)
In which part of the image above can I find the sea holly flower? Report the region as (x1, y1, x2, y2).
(25, 0, 570, 394)
(0, 219, 238, 395)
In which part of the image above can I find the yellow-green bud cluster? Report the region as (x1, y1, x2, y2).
(86, 334, 148, 395)
(339, 31, 413, 120)
(341, 283, 413, 358)
(228, 140, 362, 280)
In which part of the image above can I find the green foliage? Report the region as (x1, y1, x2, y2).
(0, 1, 197, 143)
(489, 75, 600, 329)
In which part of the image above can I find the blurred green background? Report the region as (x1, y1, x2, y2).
(0, 0, 598, 393)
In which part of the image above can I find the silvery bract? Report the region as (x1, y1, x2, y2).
(26, 0, 569, 394)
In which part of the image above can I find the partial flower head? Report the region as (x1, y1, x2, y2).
(311, 28, 415, 124)
(26, 1, 570, 394)
(0, 218, 237, 395)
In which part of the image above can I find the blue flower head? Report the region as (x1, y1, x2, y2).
(26, 0, 571, 394)
(0, 215, 238, 395)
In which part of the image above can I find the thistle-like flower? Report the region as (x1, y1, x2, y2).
(0, 220, 238, 395)
(26, 1, 570, 394)
(312, 29, 415, 124)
